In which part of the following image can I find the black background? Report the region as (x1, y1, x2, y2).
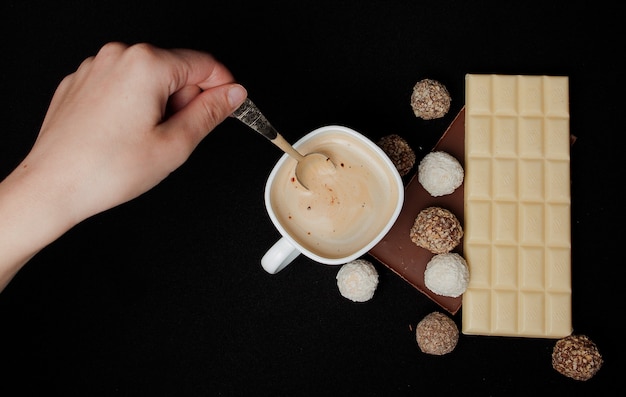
(0, 1, 621, 395)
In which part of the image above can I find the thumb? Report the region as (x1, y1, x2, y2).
(162, 83, 247, 147)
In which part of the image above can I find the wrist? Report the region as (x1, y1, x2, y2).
(0, 161, 78, 289)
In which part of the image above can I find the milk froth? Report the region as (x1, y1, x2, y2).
(268, 129, 400, 259)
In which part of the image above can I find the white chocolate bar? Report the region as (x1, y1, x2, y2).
(462, 74, 572, 338)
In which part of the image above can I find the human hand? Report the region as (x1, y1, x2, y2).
(0, 42, 247, 288)
(25, 42, 247, 223)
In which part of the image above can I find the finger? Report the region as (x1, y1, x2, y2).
(157, 46, 237, 95)
(167, 85, 203, 114)
(158, 83, 247, 154)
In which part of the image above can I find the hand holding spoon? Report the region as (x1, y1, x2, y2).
(231, 98, 335, 189)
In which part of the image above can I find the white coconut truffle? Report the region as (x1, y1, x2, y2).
(418, 151, 464, 197)
(424, 253, 469, 298)
(336, 259, 379, 302)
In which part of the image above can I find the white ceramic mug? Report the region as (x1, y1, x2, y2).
(261, 125, 404, 274)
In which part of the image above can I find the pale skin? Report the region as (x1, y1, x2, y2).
(0, 42, 248, 291)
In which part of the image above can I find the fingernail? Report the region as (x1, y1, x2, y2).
(228, 84, 247, 108)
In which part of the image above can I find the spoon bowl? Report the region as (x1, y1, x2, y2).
(294, 152, 336, 189)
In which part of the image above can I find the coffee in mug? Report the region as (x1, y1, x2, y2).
(262, 125, 404, 273)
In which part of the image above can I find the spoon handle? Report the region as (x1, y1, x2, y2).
(231, 98, 278, 140)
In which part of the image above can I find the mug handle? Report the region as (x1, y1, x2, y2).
(261, 237, 301, 274)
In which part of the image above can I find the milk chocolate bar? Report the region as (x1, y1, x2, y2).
(369, 108, 466, 315)
(461, 74, 572, 338)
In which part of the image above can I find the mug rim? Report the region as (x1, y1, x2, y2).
(264, 125, 404, 265)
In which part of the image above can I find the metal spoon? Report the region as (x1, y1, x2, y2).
(231, 98, 335, 189)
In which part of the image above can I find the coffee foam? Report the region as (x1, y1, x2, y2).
(268, 129, 400, 260)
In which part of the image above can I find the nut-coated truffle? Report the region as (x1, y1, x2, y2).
(410, 79, 451, 120)
(552, 334, 603, 381)
(377, 134, 416, 177)
(415, 311, 459, 355)
(409, 206, 463, 254)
